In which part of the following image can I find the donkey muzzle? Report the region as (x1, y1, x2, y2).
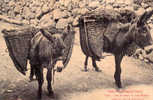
(55, 60, 64, 72)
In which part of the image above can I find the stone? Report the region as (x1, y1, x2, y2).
(116, 0, 125, 4)
(123, 0, 133, 5)
(79, 1, 87, 8)
(0, 89, 5, 94)
(133, 4, 140, 11)
(14, 6, 21, 14)
(53, 9, 69, 20)
(141, 2, 149, 8)
(77, 8, 89, 15)
(22, 20, 30, 25)
(8, 83, 16, 89)
(59, 0, 65, 6)
(17, 98, 22, 100)
(53, 9, 63, 19)
(135, 49, 143, 55)
(23, 7, 35, 19)
(72, 8, 79, 16)
(67, 2, 73, 11)
(144, 45, 153, 53)
(95, 5, 105, 11)
(4, 0, 9, 3)
(63, 10, 71, 18)
(30, 19, 39, 26)
(103, 0, 115, 4)
(113, 3, 122, 8)
(146, 7, 152, 11)
(124, 5, 134, 12)
(105, 4, 114, 9)
(56, 18, 71, 29)
(67, 16, 74, 23)
(7, 10, 15, 17)
(39, 15, 56, 27)
(88, 1, 100, 9)
(32, 0, 42, 7)
(6, 89, 13, 93)
(145, 51, 153, 62)
(8, 1, 15, 7)
(133, 0, 143, 5)
(53, 2, 61, 9)
(139, 55, 144, 60)
(49, 0, 56, 8)
(73, 0, 81, 4)
(42, 4, 50, 13)
(135, 7, 145, 16)
(15, 14, 23, 21)
(144, 59, 149, 62)
(30, 6, 38, 13)
(64, 0, 72, 7)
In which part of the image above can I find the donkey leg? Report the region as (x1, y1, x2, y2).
(92, 58, 101, 72)
(29, 65, 35, 81)
(114, 54, 123, 88)
(35, 67, 44, 99)
(84, 56, 89, 72)
(46, 68, 54, 98)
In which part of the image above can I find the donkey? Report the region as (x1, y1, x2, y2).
(29, 26, 71, 99)
(79, 10, 153, 88)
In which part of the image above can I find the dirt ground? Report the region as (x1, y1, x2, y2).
(0, 21, 153, 100)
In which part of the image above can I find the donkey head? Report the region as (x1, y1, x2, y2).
(50, 33, 66, 58)
(130, 10, 153, 48)
(50, 24, 74, 57)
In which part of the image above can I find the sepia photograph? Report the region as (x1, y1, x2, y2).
(0, 0, 153, 100)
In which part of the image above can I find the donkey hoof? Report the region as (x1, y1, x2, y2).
(29, 77, 34, 82)
(48, 91, 55, 98)
(83, 68, 88, 72)
(115, 82, 122, 88)
(95, 68, 101, 72)
(29, 77, 37, 82)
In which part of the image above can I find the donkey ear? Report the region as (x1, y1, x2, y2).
(138, 10, 153, 26)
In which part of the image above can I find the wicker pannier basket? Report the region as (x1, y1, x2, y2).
(2, 27, 39, 75)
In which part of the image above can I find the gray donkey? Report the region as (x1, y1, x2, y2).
(29, 25, 72, 99)
(79, 9, 153, 88)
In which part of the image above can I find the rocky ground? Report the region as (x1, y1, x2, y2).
(0, 0, 153, 100)
(0, 0, 153, 27)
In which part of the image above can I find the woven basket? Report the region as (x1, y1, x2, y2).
(2, 27, 39, 75)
